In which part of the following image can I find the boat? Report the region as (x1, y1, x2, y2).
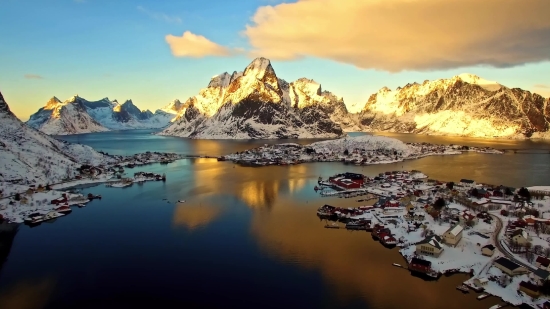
(55, 205, 72, 214)
(314, 186, 319, 191)
(477, 294, 489, 300)
(78, 203, 86, 207)
(345, 220, 367, 230)
(324, 222, 340, 229)
(488, 305, 505, 309)
(456, 285, 469, 293)
(178, 200, 186, 203)
(43, 211, 65, 222)
(24, 212, 44, 224)
(392, 263, 402, 267)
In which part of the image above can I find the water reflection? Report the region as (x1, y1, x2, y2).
(172, 202, 224, 231)
(0, 278, 55, 309)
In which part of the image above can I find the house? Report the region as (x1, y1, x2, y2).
(415, 235, 444, 257)
(459, 210, 478, 226)
(476, 189, 491, 198)
(459, 179, 476, 188)
(536, 256, 550, 271)
(493, 257, 529, 276)
(519, 281, 540, 298)
(408, 257, 432, 273)
(473, 277, 489, 288)
(481, 244, 496, 257)
(443, 224, 464, 246)
(25, 188, 34, 195)
(533, 268, 550, 284)
(510, 229, 531, 246)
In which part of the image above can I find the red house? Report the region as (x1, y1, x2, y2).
(50, 197, 67, 205)
(329, 173, 364, 189)
(385, 200, 400, 207)
(409, 257, 432, 273)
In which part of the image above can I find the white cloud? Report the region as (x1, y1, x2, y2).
(137, 5, 182, 24)
(165, 31, 237, 58)
(243, 0, 550, 72)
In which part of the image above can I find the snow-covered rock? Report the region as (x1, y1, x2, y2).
(0, 91, 115, 184)
(160, 57, 345, 139)
(27, 96, 177, 135)
(356, 74, 550, 138)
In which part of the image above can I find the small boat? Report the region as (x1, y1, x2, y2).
(488, 305, 505, 309)
(477, 294, 489, 300)
(456, 285, 469, 293)
(392, 263, 402, 267)
(55, 205, 72, 214)
(178, 200, 185, 203)
(78, 203, 86, 207)
(324, 222, 340, 229)
(314, 186, 319, 191)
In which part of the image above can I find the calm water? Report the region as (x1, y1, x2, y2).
(1, 132, 549, 309)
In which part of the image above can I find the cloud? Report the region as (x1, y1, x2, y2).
(24, 74, 43, 79)
(137, 6, 182, 24)
(243, 0, 550, 72)
(534, 84, 549, 89)
(165, 31, 236, 58)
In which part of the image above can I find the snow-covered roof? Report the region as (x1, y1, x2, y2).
(416, 234, 443, 250)
(445, 224, 464, 237)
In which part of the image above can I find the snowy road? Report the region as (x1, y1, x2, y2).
(490, 214, 536, 272)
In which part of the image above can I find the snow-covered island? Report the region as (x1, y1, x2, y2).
(315, 171, 550, 308)
(219, 135, 503, 166)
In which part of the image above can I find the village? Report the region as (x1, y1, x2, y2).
(219, 135, 504, 167)
(0, 151, 182, 225)
(315, 170, 550, 309)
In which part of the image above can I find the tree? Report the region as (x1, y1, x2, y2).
(14, 193, 20, 201)
(446, 182, 455, 190)
(505, 187, 513, 196)
(343, 149, 349, 156)
(471, 188, 479, 197)
(518, 187, 531, 201)
(433, 198, 446, 210)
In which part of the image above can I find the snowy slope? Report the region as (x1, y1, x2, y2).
(160, 58, 345, 139)
(357, 74, 550, 138)
(0, 91, 114, 184)
(309, 135, 411, 156)
(28, 96, 177, 134)
(26, 97, 108, 135)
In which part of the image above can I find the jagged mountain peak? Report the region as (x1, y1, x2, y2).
(243, 57, 273, 79)
(454, 73, 502, 91)
(45, 96, 63, 109)
(208, 72, 232, 88)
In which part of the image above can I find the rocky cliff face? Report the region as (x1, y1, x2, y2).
(160, 57, 344, 139)
(357, 74, 550, 138)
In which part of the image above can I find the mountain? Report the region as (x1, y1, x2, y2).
(159, 58, 344, 139)
(356, 74, 550, 139)
(159, 99, 185, 115)
(27, 96, 176, 135)
(0, 91, 113, 183)
(26, 97, 109, 135)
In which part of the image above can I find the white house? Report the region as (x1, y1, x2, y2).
(459, 179, 476, 188)
(443, 224, 464, 246)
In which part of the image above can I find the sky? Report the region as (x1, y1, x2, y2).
(1, 0, 549, 121)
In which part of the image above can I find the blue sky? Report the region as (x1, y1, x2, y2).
(1, 0, 549, 120)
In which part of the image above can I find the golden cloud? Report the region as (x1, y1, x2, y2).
(243, 0, 550, 72)
(166, 31, 236, 58)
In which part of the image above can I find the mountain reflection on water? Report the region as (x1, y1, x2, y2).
(0, 132, 549, 308)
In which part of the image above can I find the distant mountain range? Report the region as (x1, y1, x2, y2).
(25, 58, 550, 139)
(26, 96, 182, 135)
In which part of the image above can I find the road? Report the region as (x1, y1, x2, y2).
(490, 214, 536, 271)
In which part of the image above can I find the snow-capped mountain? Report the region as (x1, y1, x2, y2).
(160, 57, 344, 139)
(27, 96, 176, 134)
(357, 74, 550, 139)
(26, 96, 109, 135)
(0, 91, 114, 183)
